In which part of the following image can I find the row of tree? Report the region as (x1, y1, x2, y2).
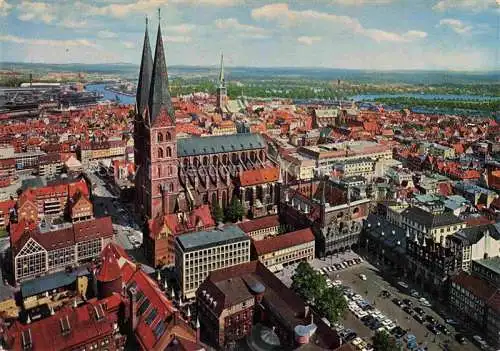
(211, 197, 245, 224)
(291, 262, 347, 324)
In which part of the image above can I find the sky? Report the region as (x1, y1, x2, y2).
(0, 0, 498, 70)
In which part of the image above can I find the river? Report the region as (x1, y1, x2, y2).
(85, 83, 135, 105)
(350, 93, 499, 102)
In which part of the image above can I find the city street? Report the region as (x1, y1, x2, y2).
(85, 169, 150, 267)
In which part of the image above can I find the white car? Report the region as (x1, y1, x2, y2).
(359, 274, 367, 281)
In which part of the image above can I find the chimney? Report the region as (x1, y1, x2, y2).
(128, 288, 139, 332)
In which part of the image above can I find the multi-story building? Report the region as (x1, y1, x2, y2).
(237, 215, 284, 241)
(280, 178, 370, 257)
(447, 224, 500, 272)
(0, 158, 16, 188)
(401, 206, 465, 245)
(450, 257, 500, 347)
(38, 153, 63, 177)
(252, 228, 315, 272)
(313, 108, 343, 128)
(298, 140, 392, 176)
(281, 152, 316, 181)
(196, 260, 341, 349)
(334, 157, 375, 179)
(175, 225, 251, 299)
(79, 139, 127, 164)
(0, 199, 15, 230)
(10, 216, 113, 283)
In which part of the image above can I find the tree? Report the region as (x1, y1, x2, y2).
(224, 197, 245, 223)
(315, 286, 348, 324)
(291, 262, 327, 304)
(372, 330, 397, 351)
(211, 202, 224, 224)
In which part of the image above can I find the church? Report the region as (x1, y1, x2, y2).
(133, 16, 280, 267)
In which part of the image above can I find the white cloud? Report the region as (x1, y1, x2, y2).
(215, 18, 269, 38)
(17, 1, 55, 24)
(297, 36, 322, 45)
(438, 18, 473, 34)
(251, 4, 427, 43)
(166, 23, 196, 34)
(164, 35, 191, 43)
(122, 41, 135, 49)
(97, 30, 118, 39)
(172, 0, 242, 6)
(332, 0, 394, 5)
(433, 0, 496, 12)
(58, 19, 88, 29)
(0, 0, 12, 16)
(0, 34, 96, 47)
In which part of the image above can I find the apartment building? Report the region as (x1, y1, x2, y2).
(175, 225, 251, 299)
(10, 216, 113, 283)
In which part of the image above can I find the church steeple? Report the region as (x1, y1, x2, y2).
(136, 17, 153, 117)
(218, 52, 225, 88)
(148, 8, 175, 124)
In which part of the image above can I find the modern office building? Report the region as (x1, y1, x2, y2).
(175, 225, 251, 299)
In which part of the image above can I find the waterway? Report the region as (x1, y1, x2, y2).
(350, 93, 500, 101)
(85, 83, 135, 105)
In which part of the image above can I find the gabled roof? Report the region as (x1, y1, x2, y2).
(239, 167, 279, 187)
(253, 228, 315, 256)
(177, 133, 265, 157)
(148, 21, 175, 124)
(97, 244, 122, 282)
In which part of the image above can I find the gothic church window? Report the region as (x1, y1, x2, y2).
(158, 148, 164, 159)
(158, 133, 163, 143)
(166, 147, 172, 158)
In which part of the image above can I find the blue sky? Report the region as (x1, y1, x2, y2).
(0, 0, 498, 70)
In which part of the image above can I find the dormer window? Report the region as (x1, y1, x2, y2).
(60, 315, 71, 336)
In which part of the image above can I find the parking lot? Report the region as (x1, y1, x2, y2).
(330, 263, 481, 351)
(278, 253, 482, 351)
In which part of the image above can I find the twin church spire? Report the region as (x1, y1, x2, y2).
(136, 10, 175, 125)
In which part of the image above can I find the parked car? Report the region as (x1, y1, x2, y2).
(410, 289, 419, 297)
(425, 315, 436, 324)
(359, 274, 367, 281)
(413, 307, 425, 316)
(419, 297, 431, 307)
(426, 324, 440, 335)
(403, 306, 413, 315)
(392, 298, 403, 306)
(391, 326, 407, 339)
(413, 314, 425, 324)
(455, 333, 467, 344)
(402, 299, 412, 307)
(436, 323, 449, 335)
(381, 290, 391, 298)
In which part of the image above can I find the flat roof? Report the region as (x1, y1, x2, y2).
(176, 225, 249, 252)
(474, 257, 500, 275)
(21, 267, 89, 298)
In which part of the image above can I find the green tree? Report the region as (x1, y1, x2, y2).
(224, 197, 244, 223)
(291, 262, 327, 304)
(211, 202, 224, 224)
(315, 286, 348, 324)
(372, 330, 397, 351)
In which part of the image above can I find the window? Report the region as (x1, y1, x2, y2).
(166, 147, 172, 158)
(158, 148, 164, 159)
(165, 132, 171, 141)
(158, 133, 163, 143)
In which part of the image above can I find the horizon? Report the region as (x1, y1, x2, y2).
(0, 1, 498, 71)
(1, 61, 500, 74)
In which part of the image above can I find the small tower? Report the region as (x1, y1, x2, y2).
(216, 52, 227, 115)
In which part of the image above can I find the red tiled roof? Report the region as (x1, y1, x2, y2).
(239, 167, 280, 187)
(253, 228, 315, 256)
(5, 303, 116, 351)
(97, 244, 122, 282)
(238, 215, 280, 234)
(0, 199, 16, 215)
(452, 272, 497, 302)
(153, 205, 215, 237)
